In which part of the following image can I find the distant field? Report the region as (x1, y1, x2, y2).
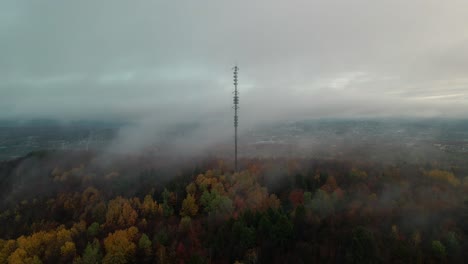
(0, 125, 116, 160)
(1, 119, 467, 165)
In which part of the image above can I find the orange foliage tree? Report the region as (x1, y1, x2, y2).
(103, 226, 139, 264)
(105, 197, 138, 229)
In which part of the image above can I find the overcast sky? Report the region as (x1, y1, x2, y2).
(1, 0, 468, 123)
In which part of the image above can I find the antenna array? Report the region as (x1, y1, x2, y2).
(233, 65, 239, 172)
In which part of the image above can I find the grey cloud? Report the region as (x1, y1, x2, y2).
(1, 0, 468, 122)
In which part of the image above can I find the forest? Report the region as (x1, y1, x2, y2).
(3, 0, 468, 263)
(0, 150, 467, 263)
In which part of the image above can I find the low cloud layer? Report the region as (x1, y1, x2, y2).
(1, 0, 468, 123)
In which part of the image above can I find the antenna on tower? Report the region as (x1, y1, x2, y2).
(233, 65, 239, 172)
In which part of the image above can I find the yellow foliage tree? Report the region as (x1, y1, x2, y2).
(0, 240, 17, 263)
(263, 194, 281, 210)
(5, 226, 75, 263)
(106, 197, 139, 229)
(350, 168, 368, 181)
(81, 187, 101, 205)
(185, 182, 197, 196)
(60, 241, 76, 261)
(103, 227, 138, 264)
(427, 170, 460, 187)
(8, 248, 39, 264)
(180, 194, 199, 217)
(141, 195, 158, 218)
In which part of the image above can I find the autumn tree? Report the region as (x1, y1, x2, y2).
(350, 168, 368, 183)
(262, 194, 281, 211)
(180, 194, 199, 217)
(0, 240, 17, 263)
(178, 216, 192, 233)
(8, 248, 41, 264)
(60, 241, 76, 263)
(103, 227, 138, 264)
(141, 194, 158, 219)
(427, 170, 460, 187)
(186, 182, 197, 196)
(105, 197, 138, 229)
(321, 175, 338, 193)
(289, 189, 304, 208)
(6, 226, 75, 264)
(80, 187, 102, 221)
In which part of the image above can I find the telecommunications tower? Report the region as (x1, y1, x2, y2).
(233, 65, 239, 172)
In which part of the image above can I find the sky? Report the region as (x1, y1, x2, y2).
(1, 0, 468, 124)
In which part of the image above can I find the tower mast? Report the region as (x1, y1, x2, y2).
(233, 65, 239, 172)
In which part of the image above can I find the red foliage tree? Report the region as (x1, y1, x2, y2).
(289, 189, 304, 208)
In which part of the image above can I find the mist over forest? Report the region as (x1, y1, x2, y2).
(1, 0, 468, 263)
(1, 118, 467, 263)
